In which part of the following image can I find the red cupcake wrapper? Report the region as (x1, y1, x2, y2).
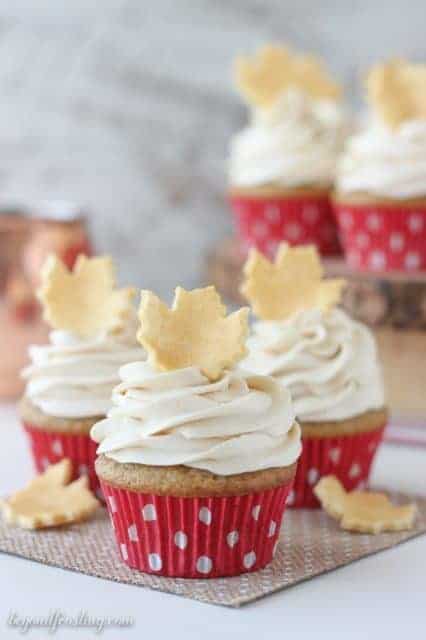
(230, 193, 341, 256)
(61, 241, 92, 270)
(22, 423, 100, 496)
(100, 480, 294, 578)
(288, 425, 385, 509)
(334, 202, 426, 272)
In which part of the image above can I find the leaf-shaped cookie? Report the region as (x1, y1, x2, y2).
(137, 286, 249, 380)
(37, 254, 135, 338)
(314, 476, 416, 534)
(240, 243, 345, 321)
(367, 59, 426, 128)
(0, 460, 99, 529)
(235, 44, 341, 108)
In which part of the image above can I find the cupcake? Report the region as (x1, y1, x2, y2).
(240, 243, 387, 508)
(229, 44, 348, 257)
(92, 285, 301, 577)
(334, 59, 426, 272)
(20, 254, 144, 494)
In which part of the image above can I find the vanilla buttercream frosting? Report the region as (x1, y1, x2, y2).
(229, 88, 348, 189)
(22, 319, 144, 419)
(337, 118, 426, 199)
(91, 362, 301, 475)
(240, 308, 385, 422)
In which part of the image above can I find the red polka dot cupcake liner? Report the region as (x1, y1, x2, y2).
(230, 193, 341, 257)
(61, 240, 92, 270)
(22, 423, 100, 496)
(334, 202, 426, 272)
(288, 425, 386, 509)
(100, 479, 294, 578)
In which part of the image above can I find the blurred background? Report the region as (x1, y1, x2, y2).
(0, 0, 425, 293)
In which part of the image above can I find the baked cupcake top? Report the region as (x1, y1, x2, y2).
(22, 255, 144, 419)
(336, 59, 426, 199)
(91, 286, 301, 475)
(229, 44, 347, 189)
(240, 244, 385, 422)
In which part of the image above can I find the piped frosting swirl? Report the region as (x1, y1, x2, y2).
(91, 362, 301, 475)
(241, 308, 385, 422)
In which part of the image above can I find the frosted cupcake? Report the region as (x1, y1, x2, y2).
(334, 59, 426, 271)
(229, 44, 347, 257)
(240, 243, 387, 507)
(20, 254, 144, 493)
(92, 285, 301, 577)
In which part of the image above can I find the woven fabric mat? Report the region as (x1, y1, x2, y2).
(1, 491, 425, 607)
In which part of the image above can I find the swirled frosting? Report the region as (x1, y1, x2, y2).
(229, 88, 348, 188)
(337, 118, 426, 199)
(22, 319, 144, 419)
(240, 309, 384, 422)
(91, 363, 301, 475)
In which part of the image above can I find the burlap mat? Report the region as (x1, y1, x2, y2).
(1, 491, 425, 607)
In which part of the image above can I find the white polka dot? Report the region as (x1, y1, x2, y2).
(142, 504, 157, 521)
(268, 520, 277, 538)
(108, 496, 117, 513)
(366, 212, 382, 231)
(252, 221, 268, 238)
(196, 556, 213, 574)
(128, 524, 139, 542)
(349, 463, 361, 478)
(78, 464, 89, 476)
(286, 489, 295, 506)
(302, 205, 319, 224)
(389, 232, 405, 252)
(356, 232, 370, 249)
(369, 250, 386, 271)
(227, 530, 239, 548)
(174, 531, 188, 550)
(329, 447, 341, 464)
(51, 439, 63, 456)
(148, 553, 162, 571)
(404, 252, 421, 270)
(265, 205, 281, 223)
(340, 210, 353, 229)
(243, 551, 257, 569)
(408, 214, 424, 234)
(286, 222, 302, 240)
(120, 544, 128, 561)
(252, 505, 261, 521)
(198, 506, 212, 525)
(307, 468, 319, 486)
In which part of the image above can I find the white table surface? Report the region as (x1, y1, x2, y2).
(1, 402, 425, 639)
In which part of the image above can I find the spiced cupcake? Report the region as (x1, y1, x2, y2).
(229, 44, 348, 257)
(20, 254, 144, 494)
(92, 285, 301, 577)
(240, 243, 387, 508)
(334, 59, 426, 271)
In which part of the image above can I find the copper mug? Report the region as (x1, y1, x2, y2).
(0, 201, 92, 399)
